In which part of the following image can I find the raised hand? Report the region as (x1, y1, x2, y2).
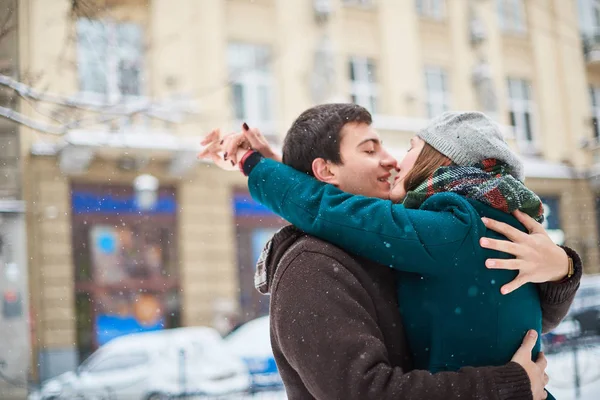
(198, 127, 253, 171)
(241, 123, 282, 162)
(199, 123, 281, 170)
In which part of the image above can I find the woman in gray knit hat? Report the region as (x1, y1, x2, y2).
(391, 111, 526, 203)
(205, 110, 575, 400)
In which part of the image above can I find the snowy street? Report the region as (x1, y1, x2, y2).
(546, 344, 600, 400)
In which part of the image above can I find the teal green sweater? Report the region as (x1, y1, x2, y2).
(247, 158, 542, 372)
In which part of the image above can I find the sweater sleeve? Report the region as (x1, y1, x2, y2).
(271, 251, 532, 400)
(247, 158, 481, 277)
(538, 246, 583, 334)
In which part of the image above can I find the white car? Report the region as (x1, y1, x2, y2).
(225, 316, 283, 391)
(34, 327, 251, 400)
(552, 318, 581, 338)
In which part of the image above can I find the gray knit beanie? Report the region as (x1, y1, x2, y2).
(417, 111, 524, 181)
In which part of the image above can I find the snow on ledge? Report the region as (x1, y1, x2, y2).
(29, 125, 578, 181)
(521, 156, 577, 180)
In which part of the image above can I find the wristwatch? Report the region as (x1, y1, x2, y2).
(566, 256, 574, 280)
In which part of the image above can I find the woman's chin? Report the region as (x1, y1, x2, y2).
(389, 191, 405, 204)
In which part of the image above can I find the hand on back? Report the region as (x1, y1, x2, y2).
(480, 210, 569, 294)
(511, 330, 549, 400)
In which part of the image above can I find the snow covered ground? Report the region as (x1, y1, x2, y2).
(183, 392, 287, 399)
(546, 344, 600, 400)
(230, 345, 600, 400)
(177, 344, 600, 400)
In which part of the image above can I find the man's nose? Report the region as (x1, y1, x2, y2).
(380, 156, 398, 170)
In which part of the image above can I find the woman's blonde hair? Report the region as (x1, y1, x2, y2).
(403, 142, 454, 193)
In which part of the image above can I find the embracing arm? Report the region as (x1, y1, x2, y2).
(272, 251, 533, 400)
(247, 157, 479, 276)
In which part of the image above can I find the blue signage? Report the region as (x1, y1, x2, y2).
(233, 193, 276, 218)
(71, 190, 177, 215)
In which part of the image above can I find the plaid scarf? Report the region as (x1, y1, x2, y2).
(403, 159, 544, 222)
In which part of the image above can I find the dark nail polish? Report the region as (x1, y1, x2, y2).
(220, 140, 224, 145)
(242, 122, 249, 131)
(231, 160, 235, 166)
(224, 152, 228, 160)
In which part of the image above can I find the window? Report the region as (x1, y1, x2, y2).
(578, 0, 600, 37)
(538, 196, 564, 245)
(590, 86, 600, 141)
(497, 0, 526, 34)
(424, 66, 450, 119)
(342, 0, 374, 6)
(416, 0, 445, 20)
(228, 43, 275, 132)
(76, 19, 144, 100)
(349, 57, 378, 114)
(507, 78, 535, 146)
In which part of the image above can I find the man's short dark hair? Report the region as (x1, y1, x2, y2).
(282, 103, 372, 176)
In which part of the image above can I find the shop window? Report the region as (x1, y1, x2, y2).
(71, 184, 180, 359)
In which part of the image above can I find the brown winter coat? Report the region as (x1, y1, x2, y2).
(257, 226, 581, 400)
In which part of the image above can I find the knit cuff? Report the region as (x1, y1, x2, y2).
(492, 362, 532, 400)
(241, 151, 263, 176)
(537, 246, 583, 305)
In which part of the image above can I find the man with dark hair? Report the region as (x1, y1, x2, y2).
(201, 104, 581, 400)
(282, 103, 372, 174)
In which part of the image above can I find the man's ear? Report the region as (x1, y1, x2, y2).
(312, 158, 339, 185)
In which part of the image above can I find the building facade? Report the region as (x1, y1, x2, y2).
(11, 0, 600, 384)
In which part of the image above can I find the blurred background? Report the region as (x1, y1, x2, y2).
(0, 0, 599, 399)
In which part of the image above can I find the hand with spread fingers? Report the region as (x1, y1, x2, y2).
(198, 128, 225, 164)
(479, 210, 570, 295)
(198, 128, 249, 170)
(198, 123, 281, 170)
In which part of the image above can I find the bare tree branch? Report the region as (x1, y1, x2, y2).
(0, 74, 198, 125)
(0, 1, 212, 136)
(0, 74, 117, 110)
(0, 103, 149, 135)
(0, 6, 15, 43)
(11, 88, 66, 125)
(0, 106, 67, 135)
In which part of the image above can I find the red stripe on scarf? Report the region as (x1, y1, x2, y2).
(483, 187, 510, 213)
(427, 175, 435, 196)
(481, 158, 497, 172)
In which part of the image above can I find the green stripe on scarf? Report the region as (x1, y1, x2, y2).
(403, 159, 544, 222)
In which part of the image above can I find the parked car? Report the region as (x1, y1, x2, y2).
(543, 318, 582, 351)
(225, 316, 283, 392)
(33, 327, 251, 400)
(573, 308, 600, 337)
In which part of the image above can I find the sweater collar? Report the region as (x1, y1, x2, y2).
(255, 225, 305, 295)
